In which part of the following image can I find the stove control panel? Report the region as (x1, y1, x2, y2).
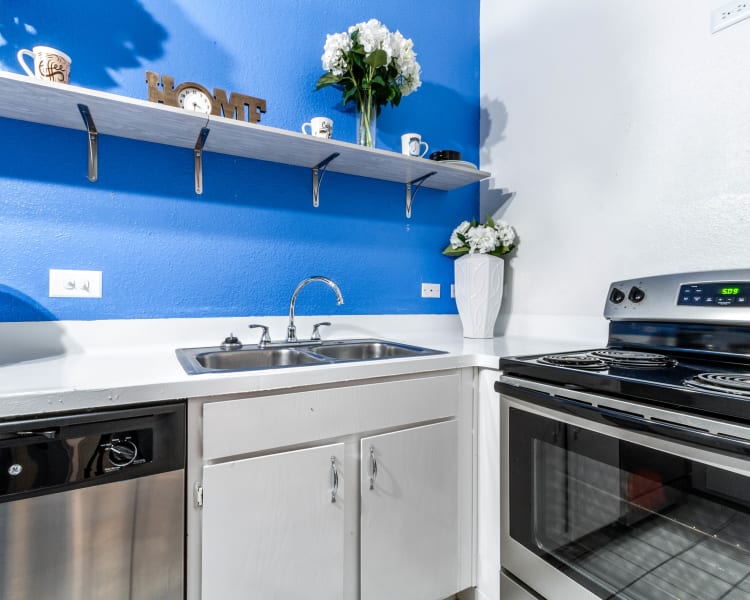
(604, 269, 750, 323)
(678, 282, 749, 307)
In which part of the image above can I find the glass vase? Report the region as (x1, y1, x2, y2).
(356, 93, 377, 147)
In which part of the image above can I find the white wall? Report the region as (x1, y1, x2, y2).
(480, 0, 750, 342)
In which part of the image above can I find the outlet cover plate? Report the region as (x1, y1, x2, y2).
(421, 283, 441, 298)
(712, 0, 750, 33)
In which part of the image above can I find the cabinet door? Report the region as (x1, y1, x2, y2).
(201, 443, 345, 600)
(361, 421, 458, 600)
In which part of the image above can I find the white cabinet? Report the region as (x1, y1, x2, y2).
(201, 443, 346, 599)
(361, 420, 458, 600)
(188, 371, 473, 600)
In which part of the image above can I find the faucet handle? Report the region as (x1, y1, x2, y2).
(248, 324, 272, 348)
(310, 322, 331, 341)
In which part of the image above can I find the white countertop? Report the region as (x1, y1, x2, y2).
(0, 315, 597, 419)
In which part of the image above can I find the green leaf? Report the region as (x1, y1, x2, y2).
(442, 246, 469, 257)
(487, 215, 495, 228)
(364, 49, 388, 69)
(342, 86, 358, 103)
(371, 75, 386, 86)
(315, 72, 341, 90)
(352, 52, 365, 70)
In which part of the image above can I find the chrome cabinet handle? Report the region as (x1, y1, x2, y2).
(330, 456, 338, 503)
(369, 446, 377, 490)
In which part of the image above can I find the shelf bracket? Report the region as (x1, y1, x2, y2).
(311, 152, 340, 208)
(405, 171, 437, 219)
(77, 104, 98, 183)
(194, 127, 210, 195)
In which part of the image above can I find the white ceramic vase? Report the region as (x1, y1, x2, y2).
(454, 253, 505, 338)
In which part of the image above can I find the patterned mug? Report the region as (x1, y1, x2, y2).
(17, 46, 71, 83)
(302, 117, 333, 139)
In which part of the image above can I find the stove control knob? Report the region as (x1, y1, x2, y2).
(628, 286, 646, 303)
(609, 287, 626, 304)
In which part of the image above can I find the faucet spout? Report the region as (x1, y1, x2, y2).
(287, 276, 344, 342)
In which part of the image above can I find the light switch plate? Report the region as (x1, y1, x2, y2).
(49, 269, 103, 298)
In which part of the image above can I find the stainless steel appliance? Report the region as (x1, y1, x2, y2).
(496, 270, 750, 600)
(0, 402, 186, 600)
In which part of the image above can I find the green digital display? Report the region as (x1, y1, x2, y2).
(721, 287, 740, 295)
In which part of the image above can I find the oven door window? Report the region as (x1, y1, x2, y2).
(509, 406, 750, 600)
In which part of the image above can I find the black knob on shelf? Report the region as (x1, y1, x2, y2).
(609, 287, 626, 304)
(628, 286, 646, 303)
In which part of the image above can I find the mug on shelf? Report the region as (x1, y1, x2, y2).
(17, 46, 72, 83)
(302, 117, 333, 139)
(401, 133, 429, 158)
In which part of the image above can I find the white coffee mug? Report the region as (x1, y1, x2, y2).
(17, 46, 71, 83)
(302, 117, 333, 139)
(401, 133, 429, 157)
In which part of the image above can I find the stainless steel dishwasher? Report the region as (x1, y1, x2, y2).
(0, 402, 186, 600)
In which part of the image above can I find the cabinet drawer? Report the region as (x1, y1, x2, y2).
(202, 373, 459, 460)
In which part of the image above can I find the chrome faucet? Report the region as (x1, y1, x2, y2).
(287, 276, 344, 342)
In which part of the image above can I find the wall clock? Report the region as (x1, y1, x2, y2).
(176, 84, 214, 115)
(146, 71, 267, 123)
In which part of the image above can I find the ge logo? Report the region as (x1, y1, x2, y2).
(7, 464, 23, 476)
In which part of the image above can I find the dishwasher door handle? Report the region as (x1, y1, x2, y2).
(0, 429, 59, 441)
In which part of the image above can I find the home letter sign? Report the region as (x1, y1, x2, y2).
(145, 71, 267, 123)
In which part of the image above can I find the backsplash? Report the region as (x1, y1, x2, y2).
(0, 0, 480, 321)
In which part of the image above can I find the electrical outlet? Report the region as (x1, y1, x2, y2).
(712, 0, 750, 33)
(49, 269, 103, 298)
(421, 283, 441, 298)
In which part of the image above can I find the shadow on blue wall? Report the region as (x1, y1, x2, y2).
(0, 1, 169, 88)
(0, 286, 57, 322)
(0, 286, 67, 364)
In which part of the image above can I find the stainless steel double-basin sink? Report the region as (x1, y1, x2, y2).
(176, 338, 446, 375)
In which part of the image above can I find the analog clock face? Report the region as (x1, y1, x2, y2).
(177, 87, 213, 114)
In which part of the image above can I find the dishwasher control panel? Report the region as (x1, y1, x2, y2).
(0, 403, 185, 501)
(100, 429, 152, 472)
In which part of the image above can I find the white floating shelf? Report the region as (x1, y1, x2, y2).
(0, 71, 490, 209)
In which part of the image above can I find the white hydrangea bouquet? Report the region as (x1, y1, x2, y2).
(442, 217, 517, 258)
(316, 18, 421, 146)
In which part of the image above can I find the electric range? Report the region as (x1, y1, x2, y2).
(496, 270, 750, 600)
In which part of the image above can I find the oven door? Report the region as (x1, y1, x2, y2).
(499, 377, 750, 600)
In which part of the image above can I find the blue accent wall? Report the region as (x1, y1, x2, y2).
(0, 0, 479, 321)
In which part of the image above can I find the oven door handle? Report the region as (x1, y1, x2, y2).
(497, 381, 750, 458)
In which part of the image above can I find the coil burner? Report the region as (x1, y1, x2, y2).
(685, 373, 750, 397)
(538, 353, 609, 371)
(589, 349, 678, 369)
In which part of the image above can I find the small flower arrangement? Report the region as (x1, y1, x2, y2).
(316, 18, 422, 146)
(442, 217, 517, 258)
